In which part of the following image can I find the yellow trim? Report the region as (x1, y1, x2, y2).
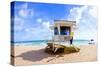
(70, 32, 74, 36)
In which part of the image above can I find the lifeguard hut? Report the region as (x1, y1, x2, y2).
(50, 20, 77, 42)
(45, 20, 79, 54)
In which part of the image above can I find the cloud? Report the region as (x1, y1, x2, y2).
(14, 3, 34, 32)
(14, 3, 52, 41)
(67, 6, 97, 24)
(14, 2, 54, 41)
(20, 20, 53, 40)
(67, 6, 97, 40)
(67, 6, 88, 24)
(22, 28, 37, 40)
(40, 21, 53, 40)
(25, 28, 35, 33)
(14, 3, 97, 41)
(42, 21, 50, 29)
(36, 18, 42, 23)
(88, 6, 97, 18)
(18, 3, 34, 18)
(14, 16, 24, 31)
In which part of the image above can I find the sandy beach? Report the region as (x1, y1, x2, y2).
(11, 44, 97, 66)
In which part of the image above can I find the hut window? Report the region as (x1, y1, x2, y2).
(60, 26, 70, 35)
(54, 27, 58, 35)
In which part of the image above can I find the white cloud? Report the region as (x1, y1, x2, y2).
(22, 20, 53, 40)
(23, 28, 36, 39)
(67, 6, 88, 24)
(36, 18, 42, 23)
(14, 16, 24, 31)
(25, 28, 35, 32)
(88, 6, 97, 18)
(67, 6, 97, 24)
(42, 21, 50, 29)
(18, 3, 34, 18)
(14, 3, 53, 41)
(67, 6, 97, 40)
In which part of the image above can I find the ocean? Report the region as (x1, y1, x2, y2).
(11, 40, 90, 46)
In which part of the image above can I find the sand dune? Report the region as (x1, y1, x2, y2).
(11, 45, 97, 66)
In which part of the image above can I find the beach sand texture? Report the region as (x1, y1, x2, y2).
(12, 45, 97, 66)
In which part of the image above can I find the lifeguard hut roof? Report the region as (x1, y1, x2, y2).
(50, 20, 76, 29)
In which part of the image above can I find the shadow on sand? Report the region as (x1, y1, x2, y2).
(16, 47, 79, 62)
(16, 49, 57, 62)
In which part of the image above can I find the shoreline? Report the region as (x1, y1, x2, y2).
(11, 44, 97, 66)
(13, 43, 95, 46)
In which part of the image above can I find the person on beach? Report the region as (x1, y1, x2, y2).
(70, 32, 74, 45)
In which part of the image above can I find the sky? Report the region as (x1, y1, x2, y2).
(11, 1, 97, 42)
